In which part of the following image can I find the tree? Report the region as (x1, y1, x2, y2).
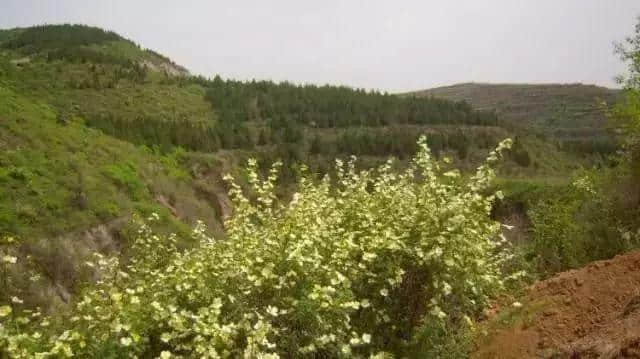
(614, 16, 640, 200)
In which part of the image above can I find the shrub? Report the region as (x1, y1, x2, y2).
(0, 137, 517, 358)
(528, 168, 640, 275)
(102, 163, 148, 201)
(528, 186, 587, 272)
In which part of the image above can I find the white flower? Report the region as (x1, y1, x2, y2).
(442, 282, 452, 296)
(120, 337, 132, 346)
(266, 305, 279, 317)
(512, 301, 523, 308)
(159, 352, 171, 359)
(151, 301, 163, 311)
(11, 296, 23, 304)
(380, 288, 389, 297)
(362, 333, 372, 344)
(430, 306, 447, 319)
(2, 255, 17, 264)
(0, 305, 11, 317)
(160, 333, 172, 343)
(341, 344, 352, 355)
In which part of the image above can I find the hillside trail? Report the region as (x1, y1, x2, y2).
(474, 250, 640, 358)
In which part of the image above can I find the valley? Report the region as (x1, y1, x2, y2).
(0, 23, 638, 358)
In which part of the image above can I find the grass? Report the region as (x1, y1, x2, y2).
(474, 297, 551, 352)
(0, 55, 214, 127)
(0, 82, 223, 240)
(0, 74, 233, 309)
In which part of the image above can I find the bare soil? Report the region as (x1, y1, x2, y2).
(474, 250, 640, 358)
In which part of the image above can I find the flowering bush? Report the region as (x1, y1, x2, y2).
(0, 136, 515, 358)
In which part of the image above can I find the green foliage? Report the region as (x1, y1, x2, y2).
(102, 163, 148, 201)
(528, 185, 587, 272)
(614, 17, 640, 191)
(510, 138, 531, 167)
(1, 24, 124, 53)
(558, 136, 618, 157)
(616, 16, 640, 90)
(202, 77, 498, 128)
(0, 137, 518, 357)
(514, 18, 640, 277)
(0, 82, 223, 243)
(406, 320, 473, 358)
(85, 116, 222, 153)
(528, 170, 640, 275)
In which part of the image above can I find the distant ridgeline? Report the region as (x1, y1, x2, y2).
(412, 82, 622, 157)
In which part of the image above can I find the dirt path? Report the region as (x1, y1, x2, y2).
(474, 250, 640, 358)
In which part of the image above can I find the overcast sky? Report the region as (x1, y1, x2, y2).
(1, 1, 639, 92)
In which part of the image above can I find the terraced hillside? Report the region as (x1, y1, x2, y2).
(412, 82, 620, 129)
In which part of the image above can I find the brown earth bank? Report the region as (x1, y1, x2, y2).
(474, 250, 640, 358)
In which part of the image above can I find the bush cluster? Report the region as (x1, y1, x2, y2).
(0, 137, 517, 357)
(529, 167, 640, 275)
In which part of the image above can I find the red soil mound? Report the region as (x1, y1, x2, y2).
(475, 250, 640, 358)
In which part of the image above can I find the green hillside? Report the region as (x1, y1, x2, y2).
(410, 82, 623, 160)
(411, 82, 620, 128)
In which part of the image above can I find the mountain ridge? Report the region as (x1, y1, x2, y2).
(408, 82, 621, 129)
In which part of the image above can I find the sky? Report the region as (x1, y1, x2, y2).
(1, 1, 639, 92)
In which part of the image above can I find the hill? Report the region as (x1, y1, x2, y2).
(0, 25, 237, 308)
(0, 24, 188, 75)
(410, 82, 621, 129)
(409, 83, 622, 161)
